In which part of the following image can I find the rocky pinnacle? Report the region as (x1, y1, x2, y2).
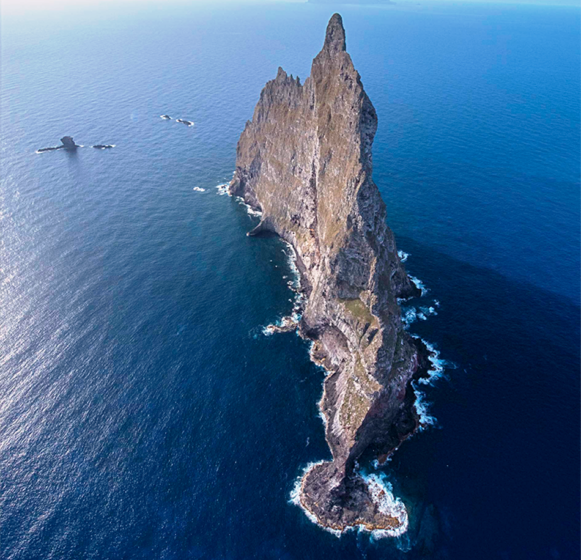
(230, 14, 429, 533)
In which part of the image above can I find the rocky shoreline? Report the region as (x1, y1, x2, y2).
(261, 231, 436, 535)
(298, 331, 433, 534)
(229, 14, 434, 535)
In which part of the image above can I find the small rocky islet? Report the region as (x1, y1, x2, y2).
(37, 112, 195, 154)
(229, 13, 436, 536)
(37, 136, 114, 153)
(37, 136, 80, 152)
(160, 115, 195, 126)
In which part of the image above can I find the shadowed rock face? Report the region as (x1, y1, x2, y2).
(230, 14, 427, 532)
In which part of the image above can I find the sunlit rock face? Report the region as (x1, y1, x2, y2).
(230, 13, 427, 533)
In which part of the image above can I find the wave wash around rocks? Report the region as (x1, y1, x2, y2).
(229, 14, 434, 535)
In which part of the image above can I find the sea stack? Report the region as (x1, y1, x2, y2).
(60, 136, 78, 150)
(230, 14, 429, 534)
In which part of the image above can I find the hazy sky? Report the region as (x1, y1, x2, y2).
(1, 0, 579, 17)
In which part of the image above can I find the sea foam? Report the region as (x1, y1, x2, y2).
(234, 195, 263, 218)
(402, 303, 438, 327)
(410, 337, 450, 430)
(409, 275, 428, 296)
(215, 183, 229, 196)
(397, 250, 410, 263)
(414, 337, 447, 386)
(359, 472, 409, 539)
(261, 242, 304, 337)
(411, 387, 437, 430)
(289, 462, 342, 537)
(281, 242, 301, 289)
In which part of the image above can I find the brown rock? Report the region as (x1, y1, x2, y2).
(230, 13, 426, 533)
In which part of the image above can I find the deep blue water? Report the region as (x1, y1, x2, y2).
(1, 2, 579, 559)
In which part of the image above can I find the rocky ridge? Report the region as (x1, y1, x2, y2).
(230, 14, 430, 534)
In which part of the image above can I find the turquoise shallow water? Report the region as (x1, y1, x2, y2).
(1, 2, 579, 559)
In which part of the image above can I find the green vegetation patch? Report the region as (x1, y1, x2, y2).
(338, 297, 376, 326)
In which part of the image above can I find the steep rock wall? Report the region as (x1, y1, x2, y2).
(230, 14, 426, 532)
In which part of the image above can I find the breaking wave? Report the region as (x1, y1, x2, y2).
(398, 250, 409, 263)
(262, 325, 276, 336)
(418, 338, 447, 385)
(240, 201, 261, 217)
(234, 195, 263, 218)
(289, 462, 342, 537)
(261, 294, 303, 336)
(372, 456, 392, 469)
(410, 336, 451, 430)
(215, 183, 229, 196)
(192, 187, 205, 192)
(397, 251, 450, 431)
(402, 307, 418, 326)
(409, 275, 428, 295)
(281, 242, 301, 289)
(215, 174, 263, 218)
(402, 304, 438, 327)
(359, 473, 409, 539)
(411, 387, 437, 430)
(261, 242, 304, 337)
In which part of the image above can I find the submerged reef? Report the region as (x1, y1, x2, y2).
(230, 14, 432, 535)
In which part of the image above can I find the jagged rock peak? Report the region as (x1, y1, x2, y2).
(323, 13, 346, 53)
(229, 13, 427, 536)
(274, 67, 301, 86)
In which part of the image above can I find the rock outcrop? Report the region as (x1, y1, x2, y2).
(230, 14, 429, 534)
(60, 136, 78, 150)
(37, 136, 80, 153)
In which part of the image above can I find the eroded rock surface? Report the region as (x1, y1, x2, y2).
(230, 14, 428, 533)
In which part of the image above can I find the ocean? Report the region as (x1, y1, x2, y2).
(1, 1, 579, 558)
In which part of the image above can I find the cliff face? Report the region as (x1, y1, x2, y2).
(230, 14, 426, 533)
